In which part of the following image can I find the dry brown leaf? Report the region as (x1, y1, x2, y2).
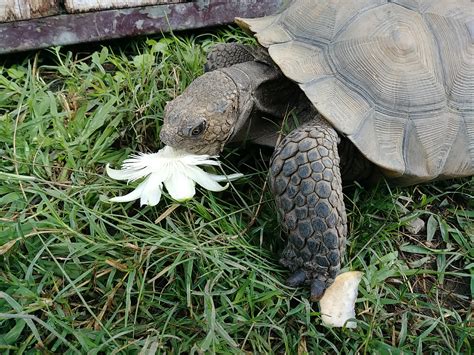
(0, 239, 18, 255)
(105, 259, 128, 272)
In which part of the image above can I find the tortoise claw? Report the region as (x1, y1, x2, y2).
(310, 279, 326, 301)
(286, 269, 307, 287)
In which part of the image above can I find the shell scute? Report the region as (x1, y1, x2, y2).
(239, 0, 474, 181)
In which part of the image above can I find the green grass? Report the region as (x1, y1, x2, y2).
(0, 28, 473, 354)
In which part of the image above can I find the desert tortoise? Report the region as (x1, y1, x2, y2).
(160, 0, 474, 300)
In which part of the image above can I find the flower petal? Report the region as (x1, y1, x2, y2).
(139, 173, 164, 206)
(164, 172, 196, 201)
(181, 156, 221, 166)
(209, 173, 244, 182)
(107, 146, 243, 206)
(109, 180, 147, 203)
(106, 164, 139, 181)
(123, 152, 167, 174)
(184, 166, 230, 192)
(107, 162, 152, 182)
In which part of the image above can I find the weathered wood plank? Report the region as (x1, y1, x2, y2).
(0, 0, 287, 54)
(64, 0, 187, 13)
(0, 0, 59, 22)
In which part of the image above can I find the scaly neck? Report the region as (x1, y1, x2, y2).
(220, 61, 300, 144)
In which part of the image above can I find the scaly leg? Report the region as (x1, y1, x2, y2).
(270, 116, 347, 301)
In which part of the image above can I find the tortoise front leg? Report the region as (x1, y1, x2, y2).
(204, 43, 272, 72)
(270, 116, 347, 301)
(204, 43, 257, 72)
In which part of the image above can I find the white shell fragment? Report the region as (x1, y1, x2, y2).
(406, 218, 425, 235)
(319, 271, 363, 328)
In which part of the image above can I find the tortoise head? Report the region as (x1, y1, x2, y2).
(160, 70, 241, 155)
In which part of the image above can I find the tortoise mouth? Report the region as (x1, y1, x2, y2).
(187, 143, 223, 156)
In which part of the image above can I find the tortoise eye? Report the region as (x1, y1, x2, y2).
(191, 121, 206, 136)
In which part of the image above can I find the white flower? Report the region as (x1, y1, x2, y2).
(319, 271, 363, 328)
(106, 146, 243, 206)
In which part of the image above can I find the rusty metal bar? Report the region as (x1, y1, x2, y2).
(0, 0, 286, 54)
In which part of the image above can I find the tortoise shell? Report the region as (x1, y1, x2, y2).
(237, 0, 474, 183)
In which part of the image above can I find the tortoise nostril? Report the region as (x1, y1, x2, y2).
(167, 112, 178, 123)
